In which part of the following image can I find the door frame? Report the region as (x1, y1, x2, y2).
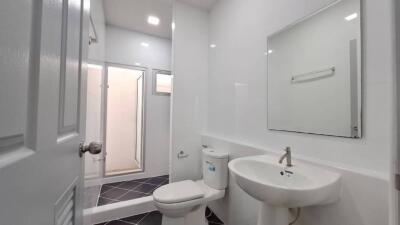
(103, 62, 147, 177)
(394, 0, 400, 224)
(84, 61, 106, 184)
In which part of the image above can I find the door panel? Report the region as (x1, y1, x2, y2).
(0, 0, 37, 158)
(0, 0, 89, 225)
(59, 0, 83, 136)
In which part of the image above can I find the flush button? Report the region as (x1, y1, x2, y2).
(206, 161, 216, 172)
(208, 165, 216, 171)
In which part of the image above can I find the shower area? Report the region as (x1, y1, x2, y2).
(84, 64, 144, 208)
(84, 62, 171, 209)
(85, 64, 145, 178)
(83, 0, 172, 217)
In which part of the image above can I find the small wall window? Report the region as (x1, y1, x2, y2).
(153, 70, 172, 95)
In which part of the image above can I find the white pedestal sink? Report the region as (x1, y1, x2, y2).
(228, 154, 341, 225)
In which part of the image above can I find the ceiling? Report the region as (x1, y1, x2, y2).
(178, 0, 217, 10)
(104, 0, 173, 39)
(103, 0, 217, 39)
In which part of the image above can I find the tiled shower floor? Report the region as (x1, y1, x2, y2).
(84, 175, 170, 208)
(97, 175, 169, 206)
(96, 208, 224, 225)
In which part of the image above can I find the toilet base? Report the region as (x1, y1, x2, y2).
(162, 216, 185, 225)
(161, 205, 208, 225)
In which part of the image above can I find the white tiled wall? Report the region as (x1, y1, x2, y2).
(207, 0, 394, 175)
(203, 0, 395, 224)
(171, 0, 395, 224)
(170, 1, 209, 182)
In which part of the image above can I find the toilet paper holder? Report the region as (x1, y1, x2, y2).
(177, 145, 209, 159)
(177, 150, 189, 159)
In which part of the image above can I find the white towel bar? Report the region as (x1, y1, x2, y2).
(291, 67, 335, 83)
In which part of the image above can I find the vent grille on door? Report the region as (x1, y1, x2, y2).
(55, 185, 76, 225)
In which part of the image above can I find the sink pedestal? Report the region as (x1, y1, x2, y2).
(258, 203, 289, 225)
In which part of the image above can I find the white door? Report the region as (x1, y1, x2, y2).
(0, 0, 91, 225)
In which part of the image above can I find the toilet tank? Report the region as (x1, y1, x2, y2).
(202, 148, 229, 190)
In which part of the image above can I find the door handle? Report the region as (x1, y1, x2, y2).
(79, 142, 102, 157)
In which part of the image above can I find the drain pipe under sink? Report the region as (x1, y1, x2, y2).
(289, 208, 301, 225)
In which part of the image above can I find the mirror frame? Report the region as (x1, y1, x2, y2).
(266, 0, 363, 138)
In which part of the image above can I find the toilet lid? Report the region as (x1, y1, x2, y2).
(153, 180, 204, 204)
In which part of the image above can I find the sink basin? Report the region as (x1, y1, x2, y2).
(228, 154, 341, 208)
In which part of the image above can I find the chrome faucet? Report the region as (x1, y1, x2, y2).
(278, 147, 293, 167)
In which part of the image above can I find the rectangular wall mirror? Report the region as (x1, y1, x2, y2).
(267, 0, 362, 138)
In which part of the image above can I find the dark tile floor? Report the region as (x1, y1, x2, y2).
(206, 207, 224, 225)
(97, 175, 169, 206)
(89, 175, 224, 225)
(96, 207, 224, 225)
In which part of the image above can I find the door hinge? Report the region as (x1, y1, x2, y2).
(395, 174, 400, 191)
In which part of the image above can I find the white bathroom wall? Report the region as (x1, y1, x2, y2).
(105, 26, 172, 179)
(208, 0, 394, 175)
(203, 0, 395, 224)
(106, 26, 171, 70)
(85, 0, 106, 181)
(170, 1, 209, 182)
(88, 0, 106, 62)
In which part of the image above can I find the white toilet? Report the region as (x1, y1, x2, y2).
(153, 148, 229, 225)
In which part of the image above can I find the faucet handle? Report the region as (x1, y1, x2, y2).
(284, 146, 291, 152)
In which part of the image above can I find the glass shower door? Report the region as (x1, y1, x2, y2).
(105, 65, 145, 176)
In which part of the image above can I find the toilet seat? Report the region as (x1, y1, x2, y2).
(153, 180, 205, 204)
(153, 180, 225, 213)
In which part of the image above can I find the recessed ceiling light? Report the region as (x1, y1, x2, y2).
(210, 44, 217, 48)
(141, 42, 149, 47)
(147, 15, 160, 26)
(345, 13, 358, 21)
(135, 62, 141, 66)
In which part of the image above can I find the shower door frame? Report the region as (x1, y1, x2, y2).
(102, 62, 147, 178)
